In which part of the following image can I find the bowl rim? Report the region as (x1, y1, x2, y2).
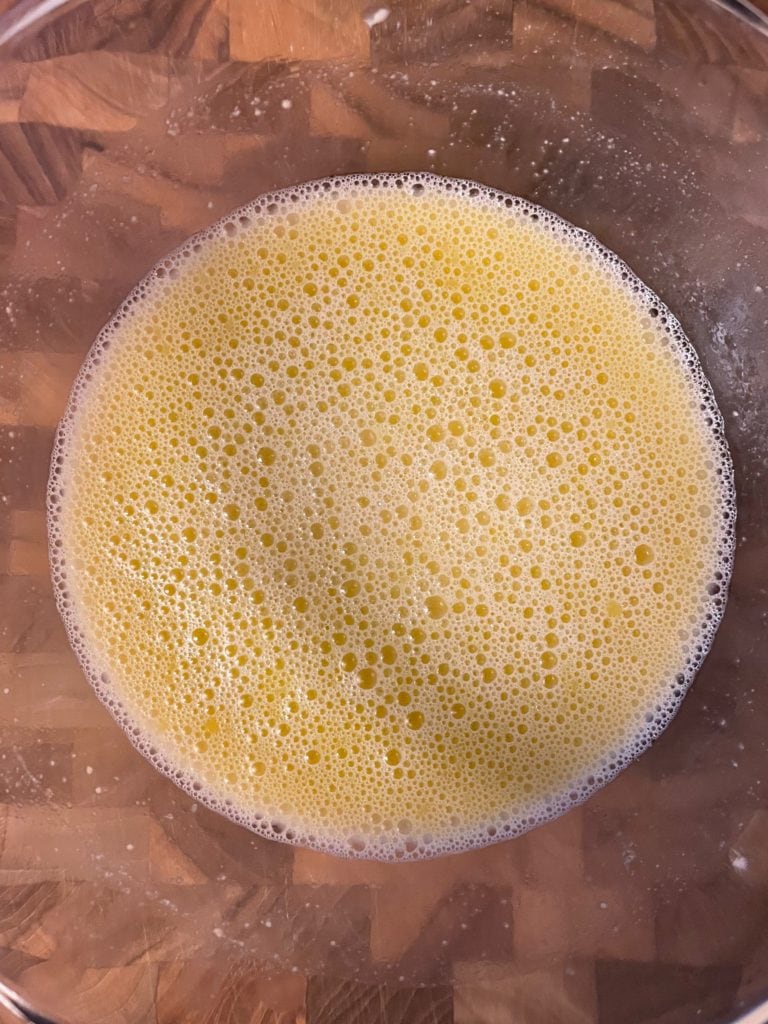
(0, 0, 767, 51)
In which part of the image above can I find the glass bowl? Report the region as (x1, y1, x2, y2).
(0, 1, 767, 1022)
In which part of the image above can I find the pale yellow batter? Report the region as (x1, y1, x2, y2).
(50, 174, 733, 858)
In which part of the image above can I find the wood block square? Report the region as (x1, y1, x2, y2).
(656, 876, 768, 967)
(0, 577, 66, 655)
(230, 0, 369, 62)
(7, 511, 49, 577)
(0, 653, 108, 731)
(15, 961, 158, 1024)
(0, 123, 85, 207)
(306, 975, 452, 1024)
(513, 884, 655, 963)
(454, 959, 596, 1024)
(0, 806, 150, 883)
(595, 960, 741, 1024)
(0, 354, 81, 429)
(156, 961, 306, 1024)
(20, 53, 171, 132)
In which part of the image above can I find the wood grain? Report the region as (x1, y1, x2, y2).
(0, 1, 766, 1023)
(306, 977, 452, 1024)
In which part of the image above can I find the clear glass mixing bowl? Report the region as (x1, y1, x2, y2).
(0, 1, 767, 1021)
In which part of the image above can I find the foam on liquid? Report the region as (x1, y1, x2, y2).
(49, 174, 735, 860)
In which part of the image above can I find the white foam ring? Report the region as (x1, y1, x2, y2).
(47, 172, 736, 861)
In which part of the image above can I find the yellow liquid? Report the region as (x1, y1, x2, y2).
(50, 174, 733, 858)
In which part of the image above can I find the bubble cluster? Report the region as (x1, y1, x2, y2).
(48, 173, 735, 860)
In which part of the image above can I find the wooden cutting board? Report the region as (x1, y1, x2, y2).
(1, 1, 767, 1023)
